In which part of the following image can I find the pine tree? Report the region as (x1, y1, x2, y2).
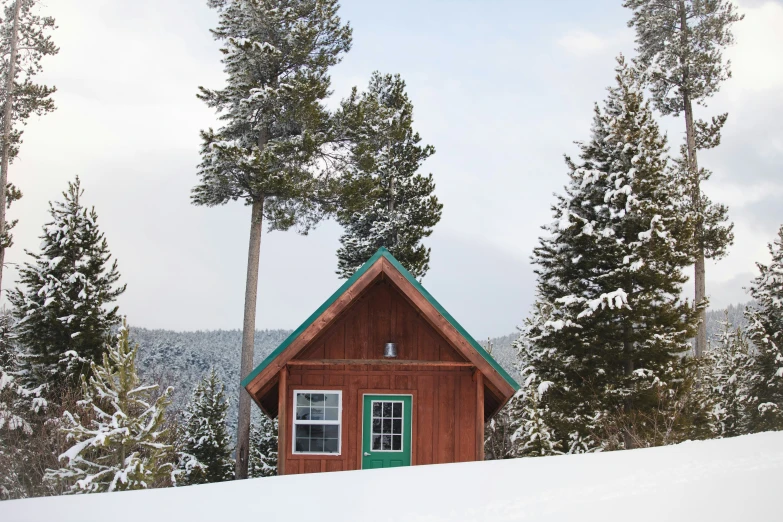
(701, 316, 752, 437)
(248, 415, 278, 478)
(0, 0, 58, 298)
(46, 320, 175, 494)
(624, 0, 742, 356)
(511, 381, 561, 458)
(194, 0, 352, 479)
(335, 72, 441, 279)
(9, 177, 125, 391)
(744, 226, 783, 432)
(522, 56, 697, 450)
(176, 369, 233, 485)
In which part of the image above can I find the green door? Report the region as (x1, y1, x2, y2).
(362, 395, 412, 469)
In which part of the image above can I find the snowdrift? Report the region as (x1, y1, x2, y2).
(3, 431, 780, 521)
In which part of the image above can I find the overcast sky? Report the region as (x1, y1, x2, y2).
(5, 0, 782, 339)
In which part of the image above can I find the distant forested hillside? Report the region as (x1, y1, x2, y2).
(132, 304, 749, 431)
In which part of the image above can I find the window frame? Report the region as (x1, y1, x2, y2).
(291, 389, 343, 456)
(369, 399, 406, 453)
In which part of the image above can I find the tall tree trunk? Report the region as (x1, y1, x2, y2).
(679, 0, 707, 357)
(235, 197, 264, 480)
(685, 98, 707, 359)
(0, 0, 21, 299)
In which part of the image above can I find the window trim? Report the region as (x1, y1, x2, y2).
(291, 389, 343, 456)
(369, 399, 405, 453)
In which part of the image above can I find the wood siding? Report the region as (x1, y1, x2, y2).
(282, 278, 483, 475)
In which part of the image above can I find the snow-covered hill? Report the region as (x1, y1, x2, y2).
(3, 431, 780, 521)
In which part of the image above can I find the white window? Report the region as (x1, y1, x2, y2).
(292, 390, 342, 455)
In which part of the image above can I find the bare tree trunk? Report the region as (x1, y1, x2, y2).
(0, 0, 21, 299)
(679, 0, 707, 357)
(235, 197, 264, 480)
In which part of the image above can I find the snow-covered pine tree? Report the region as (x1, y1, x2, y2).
(194, 0, 352, 479)
(511, 380, 561, 458)
(522, 56, 697, 450)
(624, 0, 741, 356)
(0, 0, 58, 298)
(9, 177, 125, 392)
(176, 369, 233, 485)
(702, 316, 752, 437)
(335, 72, 441, 279)
(248, 415, 278, 478)
(744, 225, 783, 432)
(46, 320, 174, 494)
(0, 309, 49, 500)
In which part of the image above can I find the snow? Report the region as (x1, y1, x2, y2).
(2, 432, 781, 521)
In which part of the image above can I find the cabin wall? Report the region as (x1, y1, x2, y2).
(275, 277, 487, 475)
(283, 366, 480, 475)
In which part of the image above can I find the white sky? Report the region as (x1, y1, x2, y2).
(4, 0, 782, 339)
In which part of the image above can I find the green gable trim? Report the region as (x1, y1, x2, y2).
(241, 247, 519, 392)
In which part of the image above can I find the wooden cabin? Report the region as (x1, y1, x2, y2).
(242, 247, 519, 474)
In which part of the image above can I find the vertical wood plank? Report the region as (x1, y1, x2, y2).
(326, 461, 343, 473)
(304, 460, 321, 474)
(277, 368, 288, 476)
(416, 375, 434, 465)
(458, 373, 476, 462)
(437, 374, 455, 463)
(476, 371, 485, 461)
(303, 374, 325, 386)
(287, 460, 299, 475)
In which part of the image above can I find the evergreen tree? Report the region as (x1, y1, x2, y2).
(194, 0, 352, 479)
(336, 72, 441, 279)
(9, 177, 125, 391)
(511, 381, 561, 458)
(744, 226, 783, 432)
(46, 320, 174, 494)
(624, 0, 742, 356)
(701, 315, 752, 437)
(248, 415, 278, 478)
(0, 0, 58, 297)
(176, 369, 233, 485)
(521, 57, 696, 450)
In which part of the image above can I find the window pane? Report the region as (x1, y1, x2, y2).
(381, 435, 392, 450)
(324, 425, 339, 439)
(310, 393, 325, 405)
(325, 394, 339, 407)
(382, 402, 392, 417)
(324, 407, 338, 421)
(392, 402, 402, 418)
(295, 425, 310, 438)
(310, 425, 324, 438)
(392, 419, 401, 434)
(295, 438, 310, 452)
(392, 435, 401, 451)
(372, 418, 382, 434)
(296, 394, 310, 407)
(310, 407, 325, 420)
(311, 438, 324, 452)
(296, 406, 310, 420)
(324, 438, 338, 453)
(373, 402, 381, 417)
(372, 435, 381, 450)
(382, 419, 392, 434)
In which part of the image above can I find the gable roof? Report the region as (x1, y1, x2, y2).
(242, 248, 519, 409)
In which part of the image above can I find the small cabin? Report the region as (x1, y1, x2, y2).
(242, 247, 519, 474)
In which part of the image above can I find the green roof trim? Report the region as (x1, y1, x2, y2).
(241, 247, 519, 392)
